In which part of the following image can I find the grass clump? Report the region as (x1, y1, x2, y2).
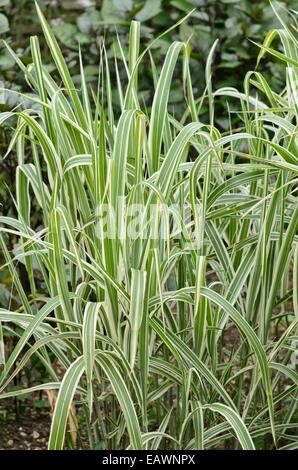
(0, 1, 297, 450)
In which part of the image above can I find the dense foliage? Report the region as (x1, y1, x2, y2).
(0, 1, 295, 113)
(0, 1, 297, 451)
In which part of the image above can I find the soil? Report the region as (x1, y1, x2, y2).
(0, 397, 51, 450)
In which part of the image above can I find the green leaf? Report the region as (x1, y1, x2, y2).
(0, 13, 9, 34)
(136, 0, 162, 21)
(48, 356, 84, 450)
